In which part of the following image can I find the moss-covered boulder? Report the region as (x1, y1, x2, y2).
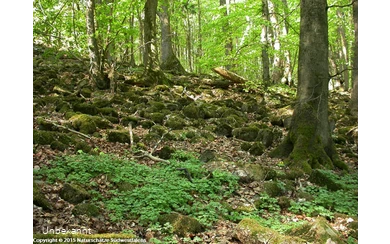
(74, 141, 92, 153)
(73, 103, 98, 115)
(98, 107, 119, 117)
(150, 125, 168, 136)
(232, 126, 260, 142)
(148, 101, 166, 112)
(107, 130, 131, 144)
(288, 217, 345, 243)
(248, 142, 265, 156)
(183, 103, 202, 119)
(143, 112, 165, 124)
(69, 114, 97, 134)
(257, 128, 281, 148)
(213, 120, 233, 137)
(92, 98, 112, 108)
(33, 130, 74, 151)
(120, 115, 140, 127)
(233, 163, 266, 183)
(72, 203, 100, 217)
(234, 218, 307, 244)
(158, 213, 204, 237)
(59, 183, 90, 204)
(309, 169, 344, 191)
(33, 182, 52, 210)
(165, 115, 187, 130)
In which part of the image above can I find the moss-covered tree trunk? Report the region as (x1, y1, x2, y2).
(86, 0, 109, 90)
(142, 0, 167, 84)
(270, 0, 347, 173)
(158, 0, 186, 74)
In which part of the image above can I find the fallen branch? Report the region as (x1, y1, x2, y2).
(43, 118, 91, 139)
(212, 67, 247, 84)
(133, 150, 170, 164)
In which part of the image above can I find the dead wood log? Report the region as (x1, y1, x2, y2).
(212, 67, 247, 84)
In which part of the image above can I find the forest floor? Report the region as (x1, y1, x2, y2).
(32, 45, 358, 243)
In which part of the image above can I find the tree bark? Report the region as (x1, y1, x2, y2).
(270, 0, 348, 173)
(158, 0, 186, 74)
(261, 0, 271, 84)
(212, 67, 247, 84)
(143, 0, 167, 84)
(86, 0, 108, 89)
(349, 0, 358, 117)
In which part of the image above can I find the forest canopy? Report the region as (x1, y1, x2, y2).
(33, 0, 355, 89)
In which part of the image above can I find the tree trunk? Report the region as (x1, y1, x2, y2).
(349, 0, 358, 117)
(336, 9, 350, 91)
(129, 14, 136, 67)
(219, 0, 233, 70)
(270, 0, 348, 173)
(143, 0, 166, 84)
(86, 0, 108, 89)
(158, 0, 186, 74)
(196, 0, 203, 74)
(261, 0, 271, 84)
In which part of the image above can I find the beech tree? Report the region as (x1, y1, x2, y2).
(270, 0, 348, 172)
(142, 0, 167, 84)
(158, 0, 186, 74)
(349, 0, 358, 117)
(86, 0, 109, 89)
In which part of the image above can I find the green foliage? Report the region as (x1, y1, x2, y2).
(37, 150, 240, 226)
(255, 193, 281, 213)
(289, 171, 358, 217)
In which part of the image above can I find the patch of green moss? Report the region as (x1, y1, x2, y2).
(121, 116, 140, 127)
(92, 98, 112, 108)
(144, 112, 165, 124)
(69, 114, 97, 134)
(232, 126, 260, 142)
(72, 203, 100, 217)
(150, 125, 168, 136)
(33, 130, 74, 147)
(158, 213, 203, 237)
(98, 107, 118, 117)
(50, 141, 67, 151)
(73, 103, 98, 115)
(107, 130, 130, 144)
(248, 142, 265, 156)
(80, 88, 92, 98)
(59, 183, 91, 204)
(183, 103, 201, 119)
(288, 217, 344, 243)
(33, 182, 52, 210)
(74, 141, 92, 153)
(165, 115, 187, 130)
(241, 142, 252, 151)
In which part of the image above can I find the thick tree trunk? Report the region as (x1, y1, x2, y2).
(143, 0, 166, 84)
(158, 0, 186, 74)
(349, 0, 358, 116)
(270, 0, 347, 173)
(86, 0, 108, 89)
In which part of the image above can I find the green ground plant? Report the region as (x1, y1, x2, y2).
(35, 150, 240, 226)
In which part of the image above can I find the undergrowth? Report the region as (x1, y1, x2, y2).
(34, 150, 357, 241)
